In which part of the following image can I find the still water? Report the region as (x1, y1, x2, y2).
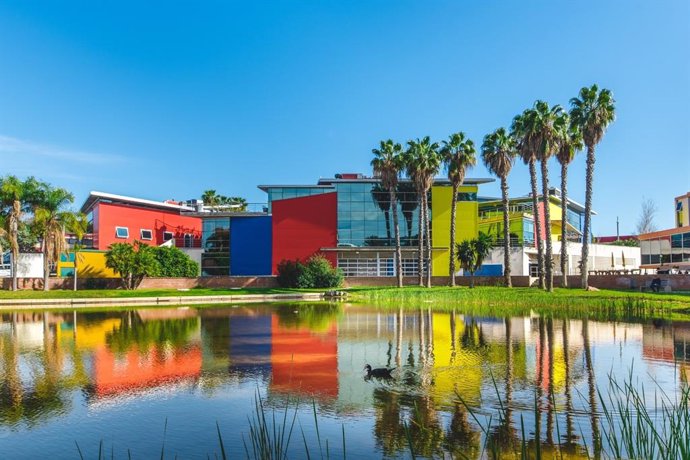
(0, 303, 687, 459)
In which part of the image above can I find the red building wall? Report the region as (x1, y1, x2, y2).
(95, 202, 202, 249)
(271, 193, 337, 274)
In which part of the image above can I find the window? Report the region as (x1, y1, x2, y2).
(163, 231, 174, 241)
(140, 229, 153, 240)
(115, 227, 129, 238)
(184, 233, 193, 248)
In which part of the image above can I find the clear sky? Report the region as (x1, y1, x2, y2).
(0, 1, 688, 235)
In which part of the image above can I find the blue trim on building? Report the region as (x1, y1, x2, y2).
(230, 215, 272, 275)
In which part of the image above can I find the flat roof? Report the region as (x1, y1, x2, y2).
(80, 191, 194, 214)
(638, 225, 690, 240)
(258, 177, 494, 192)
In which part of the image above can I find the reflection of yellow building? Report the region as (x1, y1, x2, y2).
(431, 185, 479, 276)
(431, 313, 483, 405)
(75, 318, 122, 350)
(56, 250, 118, 279)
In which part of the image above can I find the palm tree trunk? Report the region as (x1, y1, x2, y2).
(417, 188, 424, 287)
(10, 211, 18, 292)
(73, 252, 78, 291)
(560, 162, 569, 287)
(390, 188, 403, 288)
(449, 182, 458, 287)
(501, 176, 512, 288)
(581, 146, 595, 290)
(43, 242, 50, 291)
(540, 160, 554, 292)
(424, 189, 432, 288)
(529, 159, 545, 289)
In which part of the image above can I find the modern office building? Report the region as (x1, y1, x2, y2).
(639, 192, 690, 271)
(259, 173, 494, 277)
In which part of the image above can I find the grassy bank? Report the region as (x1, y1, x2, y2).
(347, 286, 690, 320)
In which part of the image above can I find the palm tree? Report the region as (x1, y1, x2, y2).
(456, 232, 492, 288)
(33, 185, 76, 291)
(201, 189, 220, 212)
(555, 118, 583, 287)
(527, 101, 567, 292)
(441, 132, 476, 287)
(66, 213, 88, 291)
(570, 85, 616, 289)
(511, 112, 545, 289)
(372, 140, 405, 287)
(405, 137, 440, 287)
(0, 176, 41, 291)
(481, 128, 517, 288)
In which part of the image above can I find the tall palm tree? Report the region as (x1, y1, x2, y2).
(555, 118, 583, 287)
(201, 189, 220, 212)
(372, 139, 405, 288)
(441, 132, 476, 287)
(405, 137, 440, 288)
(511, 112, 545, 289)
(527, 101, 567, 292)
(481, 128, 517, 288)
(34, 184, 76, 291)
(0, 176, 41, 291)
(570, 85, 616, 289)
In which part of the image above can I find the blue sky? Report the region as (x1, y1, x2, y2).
(0, 1, 688, 235)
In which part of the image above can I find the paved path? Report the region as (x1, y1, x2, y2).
(0, 292, 325, 310)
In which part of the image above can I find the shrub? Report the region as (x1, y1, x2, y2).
(276, 255, 343, 288)
(303, 255, 343, 288)
(276, 259, 305, 288)
(151, 246, 199, 277)
(105, 241, 158, 290)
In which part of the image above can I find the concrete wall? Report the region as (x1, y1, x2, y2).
(0, 253, 44, 278)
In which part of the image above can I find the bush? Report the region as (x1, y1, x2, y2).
(276, 259, 305, 288)
(151, 246, 199, 277)
(303, 255, 343, 288)
(276, 255, 343, 288)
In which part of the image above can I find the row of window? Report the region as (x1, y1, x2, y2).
(337, 257, 427, 277)
(114, 226, 195, 247)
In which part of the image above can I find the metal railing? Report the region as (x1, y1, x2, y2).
(479, 204, 534, 220)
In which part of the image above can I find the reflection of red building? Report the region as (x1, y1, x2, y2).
(270, 316, 338, 400)
(80, 191, 202, 249)
(93, 345, 202, 397)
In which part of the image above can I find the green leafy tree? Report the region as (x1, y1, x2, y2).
(481, 128, 517, 287)
(456, 233, 493, 288)
(0, 176, 42, 291)
(570, 84, 616, 289)
(405, 137, 440, 288)
(105, 241, 158, 290)
(201, 190, 221, 211)
(33, 184, 77, 291)
(555, 117, 583, 287)
(372, 139, 405, 287)
(441, 132, 477, 287)
(511, 112, 545, 289)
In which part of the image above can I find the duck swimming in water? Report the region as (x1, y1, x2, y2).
(364, 364, 395, 379)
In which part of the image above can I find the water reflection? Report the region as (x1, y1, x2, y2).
(0, 305, 689, 458)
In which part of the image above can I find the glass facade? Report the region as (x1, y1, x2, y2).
(266, 187, 332, 212)
(641, 231, 690, 265)
(336, 182, 423, 247)
(202, 218, 230, 275)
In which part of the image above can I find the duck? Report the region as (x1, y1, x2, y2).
(364, 364, 395, 379)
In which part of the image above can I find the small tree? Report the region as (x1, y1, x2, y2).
(152, 246, 199, 277)
(456, 233, 493, 288)
(105, 242, 158, 290)
(635, 197, 658, 235)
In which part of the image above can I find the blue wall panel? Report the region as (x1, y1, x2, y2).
(230, 216, 272, 275)
(464, 264, 503, 277)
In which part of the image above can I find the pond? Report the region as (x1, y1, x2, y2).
(0, 303, 688, 459)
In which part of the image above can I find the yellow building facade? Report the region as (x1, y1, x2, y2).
(431, 185, 479, 276)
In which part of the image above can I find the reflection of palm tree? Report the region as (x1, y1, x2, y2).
(450, 310, 457, 364)
(395, 308, 403, 368)
(546, 318, 555, 445)
(445, 402, 481, 458)
(373, 388, 405, 455)
(371, 184, 392, 242)
(562, 319, 578, 451)
(582, 318, 602, 457)
(487, 318, 518, 454)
